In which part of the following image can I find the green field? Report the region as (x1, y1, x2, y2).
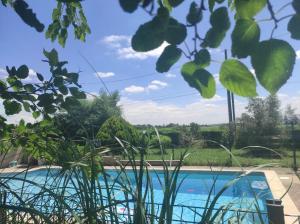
(139, 147, 300, 168)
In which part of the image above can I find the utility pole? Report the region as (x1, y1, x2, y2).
(291, 122, 297, 171)
(225, 50, 236, 166)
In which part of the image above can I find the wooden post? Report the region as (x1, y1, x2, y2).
(266, 199, 285, 224)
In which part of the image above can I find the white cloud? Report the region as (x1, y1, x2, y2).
(147, 84, 160, 90)
(94, 72, 115, 78)
(101, 35, 168, 60)
(296, 50, 300, 59)
(102, 35, 130, 48)
(123, 80, 168, 94)
(277, 92, 300, 113)
(117, 42, 168, 60)
(124, 85, 145, 93)
(151, 80, 168, 87)
(119, 96, 245, 125)
(166, 73, 176, 78)
(119, 92, 300, 125)
(213, 73, 220, 85)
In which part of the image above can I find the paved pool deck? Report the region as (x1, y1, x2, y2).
(1, 165, 300, 223)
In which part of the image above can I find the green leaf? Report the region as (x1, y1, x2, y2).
(156, 45, 181, 73)
(165, 18, 187, 45)
(292, 0, 300, 13)
(24, 84, 35, 92)
(58, 28, 68, 47)
(52, 7, 60, 21)
(169, 0, 184, 7)
(44, 105, 57, 114)
(62, 15, 69, 27)
(162, 0, 172, 11)
(202, 28, 226, 48)
(54, 77, 64, 87)
(210, 7, 230, 31)
(251, 39, 296, 94)
(0, 81, 6, 91)
(181, 61, 202, 84)
(3, 100, 22, 115)
(46, 20, 60, 41)
(231, 19, 260, 58)
(194, 49, 211, 67)
(235, 0, 267, 18)
(36, 73, 44, 81)
(209, 0, 215, 12)
(43, 49, 59, 65)
(192, 69, 216, 98)
(142, 0, 151, 8)
(119, 0, 140, 13)
(32, 111, 40, 119)
(23, 102, 31, 112)
(288, 14, 300, 40)
(58, 86, 68, 95)
(69, 87, 86, 99)
(186, 2, 202, 25)
(181, 62, 216, 98)
(220, 59, 257, 96)
(13, 0, 44, 32)
(37, 93, 54, 107)
(17, 65, 29, 79)
(62, 96, 79, 110)
(132, 7, 169, 52)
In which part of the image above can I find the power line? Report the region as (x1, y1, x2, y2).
(78, 51, 111, 95)
(80, 65, 181, 85)
(84, 87, 227, 106)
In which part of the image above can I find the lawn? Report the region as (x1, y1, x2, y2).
(140, 147, 300, 168)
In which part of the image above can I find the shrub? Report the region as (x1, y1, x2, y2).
(96, 116, 140, 151)
(149, 134, 172, 148)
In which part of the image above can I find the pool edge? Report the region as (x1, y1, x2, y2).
(263, 170, 299, 224)
(1, 165, 299, 223)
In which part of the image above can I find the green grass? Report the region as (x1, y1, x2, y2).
(140, 147, 300, 168)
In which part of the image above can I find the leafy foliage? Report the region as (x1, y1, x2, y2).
(149, 134, 172, 148)
(2, 0, 300, 100)
(0, 49, 85, 119)
(220, 59, 257, 97)
(181, 62, 216, 98)
(231, 19, 260, 58)
(118, 0, 299, 99)
(251, 39, 296, 94)
(97, 116, 141, 151)
(13, 0, 44, 32)
(156, 45, 181, 73)
(46, 2, 90, 47)
(235, 0, 267, 19)
(235, 95, 282, 148)
(54, 91, 121, 140)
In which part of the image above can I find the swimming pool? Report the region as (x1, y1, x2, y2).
(1, 168, 273, 223)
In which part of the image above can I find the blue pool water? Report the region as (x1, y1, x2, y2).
(1, 169, 273, 223)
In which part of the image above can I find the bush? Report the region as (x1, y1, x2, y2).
(97, 116, 141, 150)
(159, 129, 181, 145)
(149, 135, 172, 148)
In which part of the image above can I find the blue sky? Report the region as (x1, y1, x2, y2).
(0, 0, 300, 125)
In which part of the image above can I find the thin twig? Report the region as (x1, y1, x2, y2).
(267, 0, 279, 38)
(276, 2, 292, 15)
(183, 41, 193, 57)
(278, 14, 294, 22)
